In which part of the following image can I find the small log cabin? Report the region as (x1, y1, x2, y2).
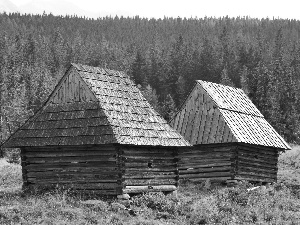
(170, 80, 290, 183)
(2, 63, 190, 196)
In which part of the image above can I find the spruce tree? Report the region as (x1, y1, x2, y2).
(161, 94, 177, 121)
(220, 67, 234, 87)
(240, 65, 250, 95)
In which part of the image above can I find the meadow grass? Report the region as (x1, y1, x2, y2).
(0, 146, 300, 225)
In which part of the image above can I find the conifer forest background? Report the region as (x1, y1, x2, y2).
(0, 13, 300, 147)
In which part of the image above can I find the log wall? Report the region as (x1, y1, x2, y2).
(121, 146, 178, 194)
(178, 144, 234, 182)
(234, 144, 279, 183)
(22, 145, 121, 195)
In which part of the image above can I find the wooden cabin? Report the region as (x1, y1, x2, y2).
(2, 63, 190, 196)
(170, 80, 290, 183)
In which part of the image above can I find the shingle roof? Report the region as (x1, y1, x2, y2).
(3, 64, 190, 148)
(197, 80, 263, 117)
(198, 80, 290, 149)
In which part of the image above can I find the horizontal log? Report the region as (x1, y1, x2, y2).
(26, 163, 117, 171)
(179, 166, 232, 175)
(179, 161, 231, 169)
(179, 146, 233, 154)
(123, 151, 174, 156)
(124, 179, 176, 186)
(237, 161, 277, 170)
(238, 156, 277, 166)
(26, 166, 118, 173)
(179, 150, 232, 157)
(25, 151, 117, 158)
(236, 171, 276, 179)
(179, 157, 231, 164)
(25, 156, 116, 163)
(180, 154, 231, 162)
(122, 148, 176, 154)
(125, 168, 176, 172)
(237, 165, 277, 175)
(25, 145, 116, 151)
(124, 158, 175, 163)
(27, 171, 119, 178)
(124, 174, 177, 179)
(123, 185, 176, 193)
(28, 178, 118, 183)
(124, 162, 176, 168)
(125, 170, 176, 176)
(234, 175, 275, 183)
(65, 183, 118, 190)
(183, 176, 231, 182)
(124, 156, 175, 160)
(237, 151, 277, 162)
(237, 145, 278, 156)
(180, 171, 231, 179)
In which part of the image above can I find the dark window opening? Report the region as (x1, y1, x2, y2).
(148, 162, 153, 168)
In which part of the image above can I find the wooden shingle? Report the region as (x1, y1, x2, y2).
(170, 80, 290, 150)
(3, 64, 189, 148)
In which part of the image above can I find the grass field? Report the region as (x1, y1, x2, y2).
(0, 146, 300, 225)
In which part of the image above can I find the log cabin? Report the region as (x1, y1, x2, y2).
(170, 80, 290, 183)
(2, 63, 190, 196)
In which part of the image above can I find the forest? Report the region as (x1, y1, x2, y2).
(0, 12, 300, 149)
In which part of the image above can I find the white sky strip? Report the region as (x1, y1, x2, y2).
(8, 0, 300, 20)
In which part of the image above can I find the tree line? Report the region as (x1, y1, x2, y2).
(0, 13, 300, 150)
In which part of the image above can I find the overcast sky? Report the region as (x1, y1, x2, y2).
(11, 0, 300, 20)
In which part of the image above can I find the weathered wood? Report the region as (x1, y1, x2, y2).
(20, 148, 29, 186)
(26, 151, 117, 158)
(237, 144, 278, 156)
(123, 185, 176, 193)
(208, 112, 220, 143)
(197, 102, 207, 144)
(124, 174, 177, 179)
(202, 107, 214, 144)
(234, 176, 275, 183)
(180, 156, 231, 163)
(180, 171, 231, 179)
(25, 145, 116, 151)
(238, 156, 277, 166)
(49, 67, 97, 104)
(124, 155, 175, 160)
(179, 162, 232, 170)
(121, 146, 178, 192)
(237, 165, 277, 175)
(26, 156, 116, 163)
(237, 162, 277, 170)
(179, 166, 231, 174)
(237, 152, 277, 162)
(124, 163, 176, 169)
(25, 162, 117, 170)
(124, 179, 177, 186)
(186, 177, 231, 182)
(27, 171, 119, 178)
(27, 177, 118, 183)
(184, 95, 196, 141)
